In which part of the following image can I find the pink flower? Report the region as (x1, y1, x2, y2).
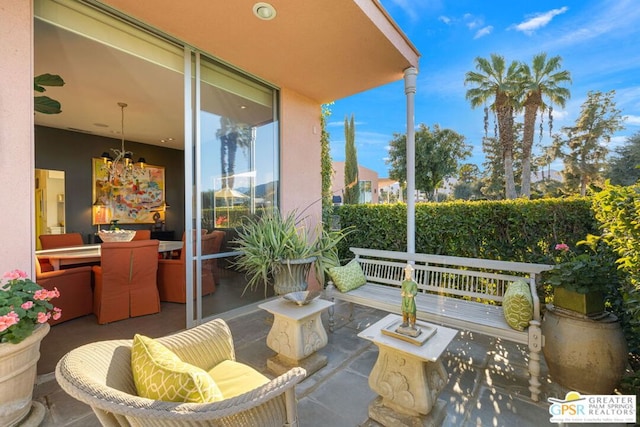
(2, 269, 28, 280)
(52, 307, 62, 320)
(37, 311, 51, 324)
(33, 289, 48, 301)
(0, 311, 19, 332)
(555, 243, 570, 252)
(21, 301, 34, 310)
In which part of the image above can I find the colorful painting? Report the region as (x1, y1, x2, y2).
(92, 158, 165, 224)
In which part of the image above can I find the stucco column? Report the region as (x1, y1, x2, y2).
(404, 67, 417, 254)
(0, 1, 35, 275)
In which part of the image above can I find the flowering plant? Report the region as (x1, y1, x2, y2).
(542, 237, 618, 294)
(0, 270, 61, 344)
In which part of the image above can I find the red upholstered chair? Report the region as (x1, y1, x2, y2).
(35, 257, 93, 325)
(157, 232, 217, 303)
(207, 230, 225, 280)
(132, 230, 151, 240)
(92, 240, 161, 324)
(39, 232, 84, 249)
(39, 233, 85, 271)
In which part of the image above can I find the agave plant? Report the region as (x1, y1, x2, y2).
(232, 209, 351, 296)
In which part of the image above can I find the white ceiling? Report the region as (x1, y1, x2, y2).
(34, 19, 187, 150)
(34, 18, 277, 151)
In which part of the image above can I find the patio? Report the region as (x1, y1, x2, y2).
(33, 299, 588, 427)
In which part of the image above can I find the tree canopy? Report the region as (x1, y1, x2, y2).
(387, 124, 470, 200)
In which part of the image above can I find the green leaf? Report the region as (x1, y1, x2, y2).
(34, 73, 65, 90)
(34, 96, 62, 114)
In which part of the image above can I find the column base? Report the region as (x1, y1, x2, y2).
(267, 352, 327, 377)
(368, 396, 447, 427)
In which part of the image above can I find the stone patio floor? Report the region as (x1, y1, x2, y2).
(33, 300, 627, 426)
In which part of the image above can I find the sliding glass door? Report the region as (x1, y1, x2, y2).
(185, 52, 279, 327)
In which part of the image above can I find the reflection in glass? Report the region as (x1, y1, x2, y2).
(35, 169, 66, 250)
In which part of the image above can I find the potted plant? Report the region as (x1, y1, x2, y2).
(0, 269, 61, 426)
(232, 210, 349, 296)
(541, 237, 628, 394)
(541, 236, 618, 315)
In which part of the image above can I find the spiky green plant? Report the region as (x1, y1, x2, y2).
(232, 210, 351, 296)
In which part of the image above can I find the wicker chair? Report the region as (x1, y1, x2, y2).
(55, 318, 306, 427)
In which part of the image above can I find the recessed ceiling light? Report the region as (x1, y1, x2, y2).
(253, 2, 276, 20)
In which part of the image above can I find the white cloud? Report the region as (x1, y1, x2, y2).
(474, 26, 493, 39)
(510, 7, 569, 35)
(438, 15, 451, 25)
(463, 13, 483, 30)
(609, 136, 628, 149)
(624, 115, 640, 126)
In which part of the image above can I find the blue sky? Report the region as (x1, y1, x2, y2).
(329, 0, 640, 178)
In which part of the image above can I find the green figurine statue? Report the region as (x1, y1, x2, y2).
(399, 263, 419, 335)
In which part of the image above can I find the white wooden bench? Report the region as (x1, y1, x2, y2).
(325, 247, 552, 402)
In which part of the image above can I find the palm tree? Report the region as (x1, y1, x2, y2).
(465, 54, 520, 199)
(519, 53, 571, 197)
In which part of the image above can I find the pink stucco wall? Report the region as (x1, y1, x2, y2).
(279, 88, 322, 224)
(0, 1, 36, 276)
(332, 161, 380, 204)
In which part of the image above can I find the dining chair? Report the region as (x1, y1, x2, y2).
(39, 233, 85, 271)
(207, 230, 225, 280)
(157, 232, 218, 303)
(132, 230, 151, 240)
(92, 240, 161, 324)
(35, 257, 93, 325)
(39, 232, 84, 249)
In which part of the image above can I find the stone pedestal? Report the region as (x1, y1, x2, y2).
(259, 298, 334, 376)
(358, 314, 457, 426)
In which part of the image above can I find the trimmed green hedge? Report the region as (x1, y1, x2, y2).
(334, 197, 597, 264)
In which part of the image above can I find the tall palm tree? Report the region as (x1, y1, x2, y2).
(519, 53, 571, 197)
(465, 54, 520, 199)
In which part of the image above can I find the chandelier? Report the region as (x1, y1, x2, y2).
(100, 102, 145, 182)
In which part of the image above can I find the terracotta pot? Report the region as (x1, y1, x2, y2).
(273, 257, 316, 295)
(553, 287, 604, 315)
(542, 305, 627, 394)
(0, 322, 49, 426)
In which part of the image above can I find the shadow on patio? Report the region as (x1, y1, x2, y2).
(33, 297, 588, 427)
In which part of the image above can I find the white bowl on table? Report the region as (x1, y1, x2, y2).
(98, 230, 136, 242)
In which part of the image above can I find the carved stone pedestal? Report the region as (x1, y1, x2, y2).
(358, 314, 457, 426)
(259, 298, 334, 377)
(369, 396, 447, 427)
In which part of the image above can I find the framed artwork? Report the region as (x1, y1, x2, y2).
(92, 158, 165, 224)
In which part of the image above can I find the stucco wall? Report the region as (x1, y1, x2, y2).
(332, 161, 380, 204)
(0, 1, 35, 276)
(279, 88, 322, 223)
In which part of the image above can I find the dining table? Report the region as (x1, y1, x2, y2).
(36, 241, 184, 270)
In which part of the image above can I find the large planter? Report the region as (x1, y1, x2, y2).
(553, 287, 604, 316)
(273, 257, 316, 295)
(542, 305, 627, 394)
(0, 322, 50, 426)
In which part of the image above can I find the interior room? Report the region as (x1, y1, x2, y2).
(33, 3, 276, 372)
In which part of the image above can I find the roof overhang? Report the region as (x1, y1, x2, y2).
(97, 0, 420, 103)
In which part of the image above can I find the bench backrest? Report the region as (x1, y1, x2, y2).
(351, 248, 552, 304)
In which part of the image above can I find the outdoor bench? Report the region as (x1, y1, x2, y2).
(325, 247, 552, 402)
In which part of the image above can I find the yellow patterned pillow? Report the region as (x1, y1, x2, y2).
(328, 259, 366, 292)
(503, 280, 533, 331)
(131, 334, 223, 402)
